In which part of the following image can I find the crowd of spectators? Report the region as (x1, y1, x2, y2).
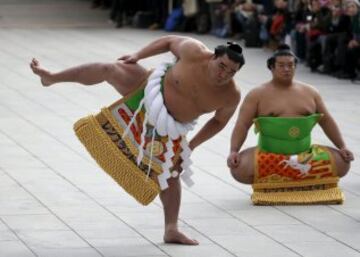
(91, 0, 360, 81)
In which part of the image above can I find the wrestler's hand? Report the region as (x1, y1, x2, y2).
(118, 54, 139, 64)
(339, 147, 354, 162)
(170, 157, 183, 178)
(227, 152, 240, 169)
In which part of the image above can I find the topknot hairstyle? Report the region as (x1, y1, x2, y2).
(214, 42, 245, 68)
(267, 44, 298, 70)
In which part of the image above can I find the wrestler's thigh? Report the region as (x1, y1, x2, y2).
(323, 146, 350, 177)
(106, 61, 148, 96)
(230, 147, 256, 184)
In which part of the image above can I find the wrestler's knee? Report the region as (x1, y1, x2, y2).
(230, 167, 254, 184)
(98, 63, 116, 78)
(335, 157, 351, 178)
(114, 61, 147, 76)
(109, 61, 148, 94)
(328, 147, 351, 178)
(230, 148, 255, 184)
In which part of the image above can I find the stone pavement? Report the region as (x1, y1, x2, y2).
(0, 0, 359, 256)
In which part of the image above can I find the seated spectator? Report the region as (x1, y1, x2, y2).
(320, 0, 352, 73)
(290, 0, 312, 61)
(269, 0, 291, 47)
(210, 0, 234, 37)
(231, 0, 263, 46)
(207, 0, 225, 33)
(232, 0, 263, 34)
(258, 0, 291, 49)
(306, 0, 331, 71)
(335, 0, 360, 79)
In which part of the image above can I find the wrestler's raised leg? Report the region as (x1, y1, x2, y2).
(325, 146, 351, 177)
(230, 147, 256, 184)
(30, 58, 148, 95)
(160, 178, 199, 245)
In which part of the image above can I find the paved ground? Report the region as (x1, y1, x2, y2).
(0, 0, 360, 256)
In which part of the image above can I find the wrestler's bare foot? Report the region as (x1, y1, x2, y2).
(164, 229, 199, 245)
(30, 58, 54, 86)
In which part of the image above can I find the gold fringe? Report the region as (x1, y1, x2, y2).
(74, 115, 160, 205)
(252, 187, 344, 205)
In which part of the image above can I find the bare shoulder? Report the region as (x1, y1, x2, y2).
(181, 37, 208, 51)
(226, 81, 241, 107)
(180, 37, 211, 59)
(244, 82, 268, 100)
(295, 80, 320, 96)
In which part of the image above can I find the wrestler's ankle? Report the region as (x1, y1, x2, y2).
(165, 223, 178, 232)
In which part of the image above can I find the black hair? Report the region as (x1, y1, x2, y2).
(214, 42, 245, 69)
(266, 44, 298, 70)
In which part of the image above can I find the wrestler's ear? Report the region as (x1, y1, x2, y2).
(214, 46, 220, 56)
(267, 57, 274, 70)
(294, 56, 298, 66)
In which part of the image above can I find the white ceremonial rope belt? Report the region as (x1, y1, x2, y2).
(122, 63, 196, 190)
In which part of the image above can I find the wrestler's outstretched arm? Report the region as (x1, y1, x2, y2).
(228, 89, 258, 169)
(119, 35, 207, 63)
(314, 90, 354, 162)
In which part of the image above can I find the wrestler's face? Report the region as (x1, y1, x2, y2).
(311, 0, 321, 12)
(210, 54, 239, 85)
(346, 1, 359, 16)
(272, 56, 296, 82)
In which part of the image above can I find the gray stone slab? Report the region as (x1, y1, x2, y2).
(0, 240, 36, 257)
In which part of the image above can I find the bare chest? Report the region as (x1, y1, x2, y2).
(190, 80, 226, 112)
(164, 66, 228, 121)
(258, 91, 316, 116)
(168, 66, 225, 111)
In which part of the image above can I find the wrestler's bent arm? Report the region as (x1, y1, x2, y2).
(189, 104, 238, 151)
(315, 92, 354, 161)
(315, 93, 347, 149)
(120, 36, 205, 62)
(230, 90, 258, 153)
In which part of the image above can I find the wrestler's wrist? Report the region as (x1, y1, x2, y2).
(230, 149, 239, 155)
(188, 141, 196, 151)
(338, 145, 347, 150)
(133, 53, 141, 60)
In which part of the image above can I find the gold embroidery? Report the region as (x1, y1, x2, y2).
(146, 140, 164, 156)
(288, 126, 300, 138)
